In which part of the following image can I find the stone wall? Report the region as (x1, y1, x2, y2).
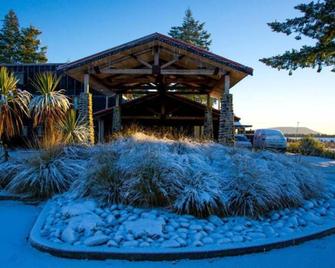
(78, 92, 95, 144)
(218, 93, 235, 145)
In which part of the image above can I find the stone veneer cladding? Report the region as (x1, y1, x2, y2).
(79, 92, 95, 144)
(218, 93, 235, 145)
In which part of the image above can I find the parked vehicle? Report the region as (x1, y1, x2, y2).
(235, 134, 252, 149)
(253, 129, 287, 151)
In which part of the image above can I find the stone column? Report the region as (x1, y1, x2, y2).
(218, 75, 235, 145)
(203, 94, 213, 139)
(78, 74, 95, 144)
(112, 94, 121, 132)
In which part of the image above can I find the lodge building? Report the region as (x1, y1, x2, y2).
(1, 33, 253, 144)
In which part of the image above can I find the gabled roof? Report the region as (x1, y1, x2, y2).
(59, 33, 253, 97)
(58, 33, 253, 75)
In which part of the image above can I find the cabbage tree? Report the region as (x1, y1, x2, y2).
(0, 67, 31, 161)
(59, 108, 89, 144)
(29, 72, 70, 142)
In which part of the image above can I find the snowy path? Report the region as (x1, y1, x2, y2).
(0, 156, 335, 268)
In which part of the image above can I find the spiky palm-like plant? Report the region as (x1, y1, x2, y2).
(59, 108, 89, 144)
(5, 146, 86, 199)
(29, 72, 70, 142)
(0, 67, 31, 161)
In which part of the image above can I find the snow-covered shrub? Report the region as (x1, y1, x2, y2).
(75, 149, 123, 204)
(292, 164, 324, 200)
(0, 160, 20, 188)
(256, 152, 305, 208)
(221, 155, 281, 217)
(69, 131, 325, 218)
(260, 151, 324, 200)
(174, 171, 224, 217)
(62, 144, 93, 160)
(120, 145, 178, 207)
(75, 136, 186, 207)
(5, 146, 85, 198)
(220, 151, 324, 217)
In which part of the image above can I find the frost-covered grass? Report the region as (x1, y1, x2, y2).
(75, 150, 123, 204)
(0, 160, 21, 188)
(3, 146, 86, 199)
(75, 132, 325, 218)
(0, 132, 325, 216)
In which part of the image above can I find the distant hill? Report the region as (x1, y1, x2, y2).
(270, 127, 321, 135)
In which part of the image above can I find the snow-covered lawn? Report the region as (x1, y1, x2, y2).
(1, 199, 335, 267)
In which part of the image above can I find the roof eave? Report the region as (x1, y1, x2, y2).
(57, 32, 253, 76)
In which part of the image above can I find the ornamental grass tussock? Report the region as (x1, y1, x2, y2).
(75, 132, 325, 218)
(1, 131, 326, 217)
(4, 146, 86, 199)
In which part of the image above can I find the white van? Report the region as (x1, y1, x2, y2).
(253, 129, 287, 151)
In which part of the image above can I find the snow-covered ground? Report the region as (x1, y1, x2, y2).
(299, 155, 335, 183)
(1, 199, 335, 268)
(1, 153, 335, 267)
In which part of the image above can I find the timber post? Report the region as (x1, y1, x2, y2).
(97, 119, 105, 143)
(112, 94, 122, 132)
(79, 73, 95, 144)
(204, 94, 213, 139)
(218, 74, 235, 145)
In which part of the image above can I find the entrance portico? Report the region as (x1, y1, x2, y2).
(58, 33, 253, 144)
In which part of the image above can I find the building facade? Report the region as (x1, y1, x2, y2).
(1, 33, 253, 145)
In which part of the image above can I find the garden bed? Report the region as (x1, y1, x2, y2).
(30, 193, 335, 260)
(1, 133, 333, 260)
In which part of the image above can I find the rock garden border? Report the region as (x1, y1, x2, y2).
(30, 200, 335, 261)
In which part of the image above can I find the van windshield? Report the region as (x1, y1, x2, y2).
(260, 129, 284, 137)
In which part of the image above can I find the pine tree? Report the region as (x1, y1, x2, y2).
(0, 10, 21, 63)
(260, 0, 335, 74)
(169, 8, 212, 50)
(20, 25, 47, 63)
(0, 10, 48, 64)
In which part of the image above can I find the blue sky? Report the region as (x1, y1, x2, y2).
(1, 0, 334, 134)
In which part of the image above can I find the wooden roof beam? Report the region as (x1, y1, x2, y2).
(210, 76, 226, 94)
(96, 68, 225, 76)
(161, 55, 185, 69)
(154, 46, 160, 66)
(97, 69, 152, 75)
(162, 69, 225, 76)
(108, 77, 156, 85)
(96, 48, 153, 71)
(130, 54, 152, 68)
